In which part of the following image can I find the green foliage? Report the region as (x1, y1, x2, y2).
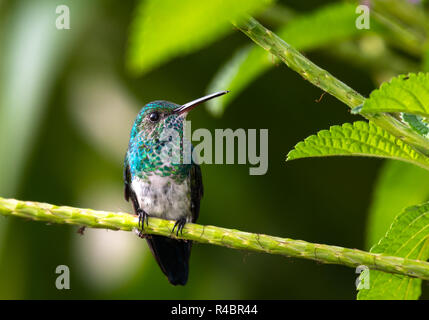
(366, 161, 429, 249)
(126, 0, 429, 300)
(358, 202, 429, 300)
(127, 0, 272, 75)
(3, 0, 429, 300)
(207, 2, 366, 115)
(207, 44, 265, 116)
(0, 0, 90, 196)
(286, 121, 429, 170)
(359, 73, 429, 118)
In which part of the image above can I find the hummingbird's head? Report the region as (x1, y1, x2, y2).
(130, 91, 229, 140)
(127, 91, 228, 176)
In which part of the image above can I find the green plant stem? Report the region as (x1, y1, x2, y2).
(1, 196, 429, 280)
(232, 16, 429, 157)
(260, 3, 421, 74)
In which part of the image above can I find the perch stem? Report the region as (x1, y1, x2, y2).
(1, 197, 429, 280)
(232, 16, 429, 156)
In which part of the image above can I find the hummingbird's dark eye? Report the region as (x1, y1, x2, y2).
(148, 112, 160, 122)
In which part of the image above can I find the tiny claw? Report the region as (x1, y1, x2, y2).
(133, 228, 147, 239)
(137, 230, 146, 239)
(172, 218, 187, 237)
(136, 208, 149, 232)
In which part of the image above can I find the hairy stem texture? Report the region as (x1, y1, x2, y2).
(233, 16, 429, 156)
(1, 197, 429, 280)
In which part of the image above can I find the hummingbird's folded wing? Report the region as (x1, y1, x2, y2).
(190, 164, 203, 223)
(124, 157, 132, 202)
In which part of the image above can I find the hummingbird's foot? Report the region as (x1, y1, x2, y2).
(136, 230, 147, 239)
(172, 218, 187, 237)
(133, 227, 148, 239)
(136, 208, 150, 231)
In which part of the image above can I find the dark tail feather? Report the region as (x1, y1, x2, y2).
(146, 235, 192, 285)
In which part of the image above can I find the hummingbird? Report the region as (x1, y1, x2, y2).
(124, 91, 229, 285)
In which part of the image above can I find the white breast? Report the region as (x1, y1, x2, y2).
(131, 175, 192, 221)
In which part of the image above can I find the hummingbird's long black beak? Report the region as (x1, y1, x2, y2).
(173, 91, 229, 115)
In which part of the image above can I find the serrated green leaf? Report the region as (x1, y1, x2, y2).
(366, 161, 429, 249)
(357, 202, 429, 300)
(127, 0, 272, 75)
(361, 73, 429, 118)
(207, 2, 369, 116)
(286, 121, 429, 170)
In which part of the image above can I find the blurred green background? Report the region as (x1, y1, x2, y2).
(0, 0, 428, 299)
